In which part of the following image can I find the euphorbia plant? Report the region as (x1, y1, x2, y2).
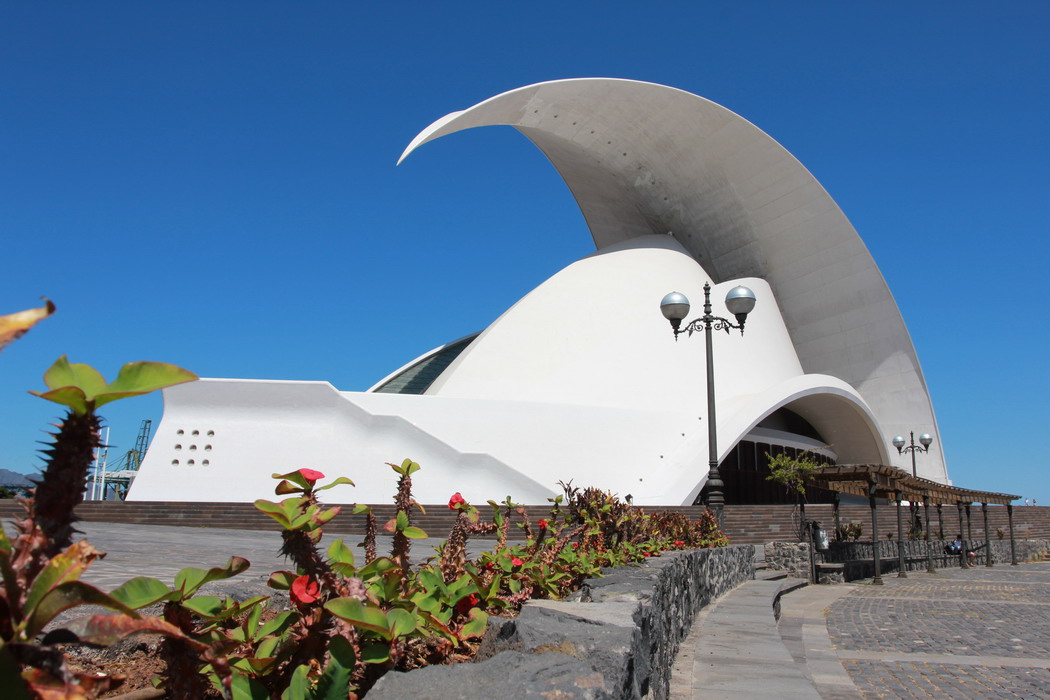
(0, 355, 198, 697)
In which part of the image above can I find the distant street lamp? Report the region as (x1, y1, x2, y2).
(660, 282, 757, 523)
(892, 431, 933, 478)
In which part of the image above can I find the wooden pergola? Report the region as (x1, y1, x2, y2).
(802, 463, 1020, 584)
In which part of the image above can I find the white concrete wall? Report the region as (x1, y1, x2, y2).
(130, 239, 887, 506)
(401, 78, 948, 483)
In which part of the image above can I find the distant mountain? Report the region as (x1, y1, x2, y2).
(0, 469, 36, 488)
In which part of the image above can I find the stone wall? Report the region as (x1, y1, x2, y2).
(368, 545, 754, 700)
(765, 538, 1050, 583)
(764, 541, 811, 579)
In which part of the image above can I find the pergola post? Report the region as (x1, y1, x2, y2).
(936, 503, 943, 541)
(1008, 503, 1018, 566)
(957, 502, 968, 568)
(965, 503, 974, 547)
(924, 494, 936, 573)
(833, 493, 842, 540)
(982, 503, 993, 567)
(896, 490, 907, 577)
(799, 501, 806, 542)
(869, 481, 883, 585)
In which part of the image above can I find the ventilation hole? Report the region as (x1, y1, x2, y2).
(205, 445, 212, 451)
(189, 445, 197, 451)
(176, 429, 184, 435)
(202, 460, 210, 466)
(207, 430, 215, 437)
(171, 459, 179, 466)
(192, 430, 200, 436)
(622, 152, 627, 156)
(187, 459, 196, 465)
(174, 444, 182, 450)
(553, 114, 558, 118)
(572, 121, 577, 125)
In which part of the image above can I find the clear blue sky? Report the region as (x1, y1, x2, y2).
(2, 3, 1048, 503)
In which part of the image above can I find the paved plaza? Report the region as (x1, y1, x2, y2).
(668, 559, 1050, 699)
(818, 565, 1050, 698)
(3, 521, 487, 592)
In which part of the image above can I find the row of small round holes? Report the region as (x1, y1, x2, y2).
(174, 429, 215, 466)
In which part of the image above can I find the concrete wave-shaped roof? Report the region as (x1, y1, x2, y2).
(399, 78, 948, 483)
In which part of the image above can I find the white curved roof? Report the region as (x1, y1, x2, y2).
(400, 78, 948, 483)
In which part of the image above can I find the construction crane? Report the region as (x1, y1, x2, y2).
(89, 419, 152, 500)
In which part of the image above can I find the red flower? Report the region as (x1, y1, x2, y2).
(642, 551, 651, 558)
(290, 575, 320, 605)
(511, 557, 524, 567)
(571, 542, 580, 549)
(485, 561, 494, 571)
(448, 492, 466, 510)
(454, 593, 480, 614)
(674, 540, 685, 547)
(298, 468, 325, 485)
(537, 519, 549, 529)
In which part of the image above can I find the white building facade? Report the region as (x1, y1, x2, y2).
(129, 79, 947, 506)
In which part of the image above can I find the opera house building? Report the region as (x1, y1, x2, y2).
(128, 79, 948, 507)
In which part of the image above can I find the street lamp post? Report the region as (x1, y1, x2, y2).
(892, 431, 933, 478)
(660, 282, 756, 524)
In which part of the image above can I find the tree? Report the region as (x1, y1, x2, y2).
(765, 449, 824, 540)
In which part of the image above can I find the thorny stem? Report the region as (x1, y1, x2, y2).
(10, 410, 101, 584)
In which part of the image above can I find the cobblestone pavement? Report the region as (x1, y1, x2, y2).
(805, 562, 1050, 699)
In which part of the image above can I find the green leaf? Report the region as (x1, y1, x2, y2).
(273, 470, 312, 491)
(93, 361, 199, 408)
(275, 480, 304, 495)
(59, 612, 191, 646)
(352, 503, 371, 515)
(254, 499, 293, 528)
(326, 538, 355, 572)
(173, 556, 250, 598)
(314, 476, 355, 493)
(401, 526, 427, 540)
(28, 385, 89, 415)
(281, 664, 311, 700)
(108, 577, 175, 609)
(459, 608, 489, 640)
(24, 581, 138, 638)
(359, 641, 390, 664)
(41, 355, 107, 396)
(267, 571, 298, 591)
(229, 673, 270, 700)
(0, 646, 32, 700)
(396, 511, 409, 532)
(23, 540, 100, 615)
(313, 635, 356, 700)
(256, 637, 280, 660)
(324, 598, 391, 639)
(245, 599, 264, 638)
(357, 557, 397, 580)
(181, 595, 224, 617)
(257, 610, 297, 639)
(401, 458, 420, 476)
(315, 506, 340, 526)
(386, 608, 417, 638)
